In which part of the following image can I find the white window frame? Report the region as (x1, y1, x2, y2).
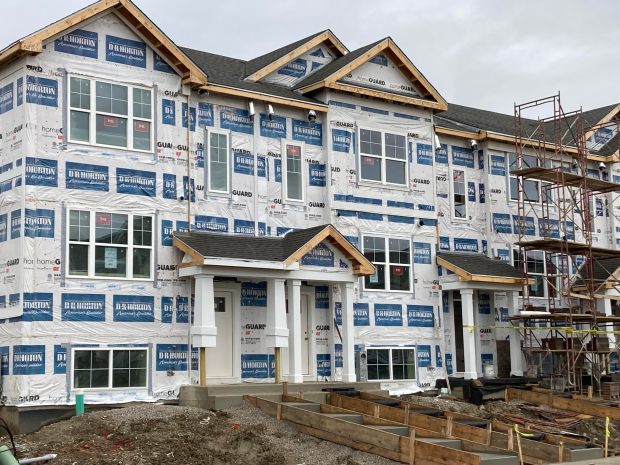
(71, 347, 148, 391)
(66, 209, 154, 281)
(281, 139, 305, 203)
(206, 129, 231, 195)
(366, 347, 416, 381)
(67, 75, 154, 153)
(357, 127, 408, 187)
(513, 248, 547, 299)
(362, 235, 412, 293)
(450, 167, 468, 221)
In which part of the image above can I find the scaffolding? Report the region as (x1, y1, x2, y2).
(512, 93, 620, 392)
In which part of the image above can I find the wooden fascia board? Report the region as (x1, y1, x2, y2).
(246, 31, 347, 82)
(327, 82, 444, 110)
(383, 38, 447, 111)
(172, 237, 205, 268)
(584, 104, 620, 141)
(435, 126, 483, 140)
(284, 225, 375, 276)
(436, 257, 472, 280)
(202, 83, 327, 112)
(324, 39, 388, 86)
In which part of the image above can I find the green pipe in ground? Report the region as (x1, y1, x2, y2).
(75, 391, 84, 416)
(0, 445, 19, 465)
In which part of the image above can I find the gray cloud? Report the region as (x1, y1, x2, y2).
(1, 0, 618, 116)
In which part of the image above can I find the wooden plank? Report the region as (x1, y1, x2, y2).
(327, 81, 444, 111)
(507, 388, 620, 421)
(401, 437, 481, 465)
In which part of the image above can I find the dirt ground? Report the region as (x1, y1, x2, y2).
(14, 402, 399, 465)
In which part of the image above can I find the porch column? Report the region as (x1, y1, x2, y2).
(192, 274, 217, 386)
(460, 289, 478, 379)
(287, 279, 303, 383)
(507, 290, 524, 376)
(340, 282, 356, 382)
(600, 290, 616, 370)
(266, 278, 288, 382)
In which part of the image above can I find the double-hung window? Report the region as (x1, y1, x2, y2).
(207, 130, 230, 194)
(73, 348, 147, 390)
(68, 76, 153, 152)
(359, 128, 407, 186)
(67, 210, 153, 280)
(509, 153, 540, 202)
(283, 140, 304, 202)
(363, 236, 411, 292)
(513, 249, 545, 298)
(367, 348, 416, 381)
(452, 169, 466, 219)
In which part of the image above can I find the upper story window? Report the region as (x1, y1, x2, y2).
(359, 128, 407, 186)
(513, 249, 546, 298)
(508, 153, 540, 202)
(67, 209, 153, 280)
(207, 130, 230, 194)
(452, 169, 466, 219)
(68, 76, 153, 152)
(283, 141, 304, 202)
(363, 236, 411, 292)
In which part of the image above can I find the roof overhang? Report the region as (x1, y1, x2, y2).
(0, 0, 208, 87)
(297, 38, 448, 112)
(437, 255, 532, 286)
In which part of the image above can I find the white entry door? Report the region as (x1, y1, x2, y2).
(205, 292, 233, 378)
(282, 293, 312, 377)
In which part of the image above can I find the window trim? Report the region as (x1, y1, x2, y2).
(366, 347, 416, 381)
(71, 347, 149, 392)
(450, 167, 468, 222)
(357, 126, 409, 187)
(362, 235, 413, 293)
(513, 248, 547, 299)
(65, 209, 154, 281)
(67, 74, 154, 154)
(206, 129, 231, 195)
(281, 139, 306, 203)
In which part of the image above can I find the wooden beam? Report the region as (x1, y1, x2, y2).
(245, 30, 347, 82)
(435, 126, 483, 141)
(584, 104, 620, 141)
(202, 83, 327, 112)
(327, 81, 444, 111)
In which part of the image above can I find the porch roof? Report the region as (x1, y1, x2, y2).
(173, 224, 374, 276)
(437, 252, 529, 285)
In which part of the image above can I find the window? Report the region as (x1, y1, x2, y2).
(513, 249, 545, 298)
(452, 169, 466, 219)
(367, 348, 416, 381)
(207, 131, 230, 193)
(508, 153, 540, 202)
(67, 210, 153, 279)
(73, 348, 147, 390)
(359, 128, 407, 186)
(68, 76, 153, 152)
(283, 141, 304, 202)
(363, 236, 411, 291)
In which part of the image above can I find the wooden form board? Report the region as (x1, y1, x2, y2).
(246, 395, 484, 464)
(331, 393, 568, 464)
(507, 388, 620, 421)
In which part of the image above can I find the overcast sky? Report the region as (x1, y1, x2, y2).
(2, 0, 618, 116)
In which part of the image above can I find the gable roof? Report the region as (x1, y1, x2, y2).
(437, 252, 529, 285)
(295, 37, 448, 112)
(244, 29, 347, 82)
(573, 257, 620, 291)
(173, 224, 374, 276)
(0, 0, 208, 87)
(181, 47, 326, 111)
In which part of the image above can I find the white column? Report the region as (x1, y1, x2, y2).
(287, 279, 303, 383)
(191, 275, 217, 347)
(507, 290, 524, 376)
(266, 278, 288, 347)
(328, 285, 337, 381)
(460, 288, 478, 379)
(601, 290, 617, 365)
(341, 281, 356, 382)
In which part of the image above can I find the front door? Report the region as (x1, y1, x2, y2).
(282, 293, 312, 377)
(205, 292, 233, 378)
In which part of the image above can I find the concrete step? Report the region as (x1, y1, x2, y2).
(417, 438, 463, 449)
(409, 408, 445, 417)
(202, 381, 383, 396)
(477, 452, 518, 465)
(564, 446, 604, 462)
(454, 418, 489, 428)
(282, 402, 321, 413)
(324, 413, 364, 424)
(292, 392, 329, 403)
(367, 425, 409, 436)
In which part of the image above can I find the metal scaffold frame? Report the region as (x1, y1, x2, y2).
(512, 93, 620, 392)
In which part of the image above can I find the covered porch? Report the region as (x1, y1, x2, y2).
(437, 252, 531, 379)
(174, 225, 374, 385)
